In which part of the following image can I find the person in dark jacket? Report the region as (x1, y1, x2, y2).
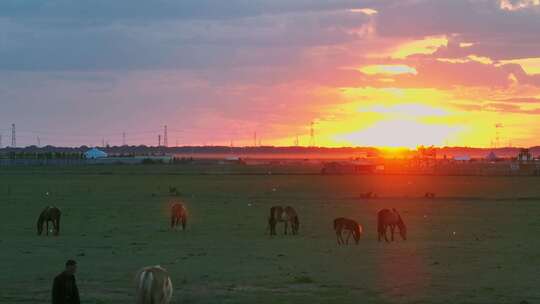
(52, 259, 80, 304)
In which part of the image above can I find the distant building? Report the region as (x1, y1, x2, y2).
(518, 148, 533, 162)
(84, 148, 108, 159)
(454, 155, 471, 161)
(321, 161, 382, 174)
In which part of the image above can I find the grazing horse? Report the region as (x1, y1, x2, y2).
(377, 208, 407, 242)
(333, 217, 363, 245)
(135, 265, 173, 304)
(37, 206, 61, 236)
(268, 206, 299, 235)
(425, 192, 436, 198)
(168, 186, 180, 196)
(360, 192, 377, 199)
(170, 202, 187, 230)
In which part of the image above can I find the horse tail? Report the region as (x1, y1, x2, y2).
(137, 270, 154, 304)
(37, 207, 49, 235)
(56, 212, 61, 235)
(36, 215, 43, 235)
(377, 212, 384, 234)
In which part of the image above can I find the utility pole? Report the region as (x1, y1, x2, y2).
(11, 123, 16, 148)
(494, 123, 503, 148)
(163, 125, 168, 147)
(253, 132, 257, 147)
(122, 132, 126, 146)
(309, 121, 315, 147)
(37, 136, 41, 147)
(158, 135, 161, 147)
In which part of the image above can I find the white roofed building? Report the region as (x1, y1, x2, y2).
(84, 148, 108, 159)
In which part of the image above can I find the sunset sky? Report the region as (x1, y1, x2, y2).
(1, 0, 540, 148)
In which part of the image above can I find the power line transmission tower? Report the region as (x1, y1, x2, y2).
(253, 132, 257, 147)
(11, 124, 16, 148)
(158, 135, 161, 147)
(163, 125, 168, 147)
(309, 121, 316, 147)
(494, 123, 503, 148)
(122, 132, 126, 146)
(37, 137, 41, 147)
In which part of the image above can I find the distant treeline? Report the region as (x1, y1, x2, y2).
(0, 145, 538, 159)
(0, 151, 83, 160)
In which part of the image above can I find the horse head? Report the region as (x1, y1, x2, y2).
(353, 225, 362, 244)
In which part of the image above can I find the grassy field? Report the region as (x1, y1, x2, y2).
(1, 164, 540, 303)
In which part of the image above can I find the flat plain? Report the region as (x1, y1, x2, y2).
(1, 164, 540, 303)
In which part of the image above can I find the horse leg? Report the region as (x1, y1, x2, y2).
(390, 225, 395, 242)
(346, 230, 352, 245)
(182, 216, 186, 231)
(336, 230, 342, 245)
(284, 222, 288, 235)
(269, 219, 275, 236)
(46, 221, 49, 236)
(384, 226, 390, 242)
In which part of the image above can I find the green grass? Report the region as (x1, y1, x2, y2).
(0, 165, 539, 303)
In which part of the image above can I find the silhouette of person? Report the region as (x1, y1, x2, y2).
(52, 259, 80, 304)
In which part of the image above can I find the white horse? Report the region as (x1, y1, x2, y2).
(135, 265, 173, 304)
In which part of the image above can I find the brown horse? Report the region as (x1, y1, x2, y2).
(360, 192, 377, 199)
(333, 217, 363, 245)
(268, 206, 299, 235)
(377, 208, 407, 242)
(135, 265, 173, 304)
(424, 192, 436, 198)
(37, 206, 61, 236)
(170, 202, 187, 230)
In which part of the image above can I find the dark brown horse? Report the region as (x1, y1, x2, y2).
(360, 192, 377, 199)
(377, 208, 407, 242)
(170, 202, 187, 230)
(37, 206, 61, 236)
(424, 192, 436, 198)
(268, 206, 299, 235)
(333, 217, 363, 245)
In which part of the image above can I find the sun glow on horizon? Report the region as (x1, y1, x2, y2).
(334, 120, 462, 148)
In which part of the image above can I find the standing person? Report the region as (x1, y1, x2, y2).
(52, 260, 80, 304)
